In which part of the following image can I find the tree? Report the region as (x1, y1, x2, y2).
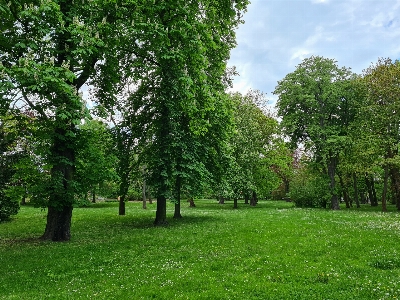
(360, 58, 400, 211)
(274, 56, 353, 210)
(96, 0, 250, 224)
(1, 0, 141, 240)
(75, 119, 118, 204)
(228, 91, 278, 207)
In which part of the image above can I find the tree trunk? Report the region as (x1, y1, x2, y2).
(327, 154, 339, 210)
(118, 170, 129, 215)
(382, 165, 389, 212)
(371, 179, 378, 205)
(365, 175, 373, 204)
(174, 200, 182, 218)
(284, 178, 290, 194)
(389, 165, 400, 210)
(366, 174, 378, 206)
(41, 205, 73, 241)
(353, 173, 360, 208)
(188, 198, 196, 207)
(154, 195, 168, 225)
(244, 193, 249, 204)
(338, 172, 350, 208)
(42, 126, 75, 241)
(92, 187, 96, 203)
(218, 196, 225, 204)
(173, 174, 182, 219)
(250, 190, 257, 206)
(119, 195, 126, 215)
(233, 198, 238, 209)
(360, 192, 366, 204)
(142, 179, 147, 209)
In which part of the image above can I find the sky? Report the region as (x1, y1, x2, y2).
(228, 0, 400, 105)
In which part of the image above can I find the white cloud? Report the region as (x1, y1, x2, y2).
(311, 0, 329, 3)
(228, 0, 400, 96)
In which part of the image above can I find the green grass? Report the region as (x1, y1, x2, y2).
(1, 200, 400, 299)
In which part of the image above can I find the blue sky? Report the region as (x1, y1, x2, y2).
(228, 0, 400, 104)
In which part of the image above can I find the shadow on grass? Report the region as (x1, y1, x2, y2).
(194, 199, 295, 211)
(79, 201, 120, 209)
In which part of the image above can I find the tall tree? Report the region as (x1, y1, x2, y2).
(0, 0, 140, 240)
(274, 56, 353, 210)
(100, 0, 250, 224)
(361, 58, 400, 211)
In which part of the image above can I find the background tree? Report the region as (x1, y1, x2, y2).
(360, 58, 400, 211)
(75, 119, 118, 204)
(228, 91, 278, 207)
(274, 56, 353, 210)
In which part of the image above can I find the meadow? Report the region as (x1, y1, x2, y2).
(1, 200, 400, 299)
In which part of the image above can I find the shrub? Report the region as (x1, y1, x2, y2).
(290, 170, 331, 208)
(0, 194, 19, 222)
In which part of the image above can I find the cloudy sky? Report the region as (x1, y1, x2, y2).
(228, 0, 400, 104)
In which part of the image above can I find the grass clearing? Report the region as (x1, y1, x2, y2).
(1, 200, 400, 299)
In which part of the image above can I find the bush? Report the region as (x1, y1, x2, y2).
(0, 194, 19, 222)
(290, 170, 331, 208)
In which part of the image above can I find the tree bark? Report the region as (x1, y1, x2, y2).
(233, 197, 238, 209)
(41, 205, 73, 241)
(92, 187, 96, 203)
(119, 195, 126, 215)
(42, 126, 75, 241)
(188, 198, 196, 207)
(218, 196, 225, 204)
(250, 190, 257, 206)
(154, 195, 168, 225)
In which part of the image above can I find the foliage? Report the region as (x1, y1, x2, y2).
(2, 201, 400, 299)
(226, 91, 278, 201)
(359, 58, 400, 210)
(0, 0, 132, 239)
(274, 55, 354, 209)
(290, 164, 331, 208)
(75, 119, 118, 203)
(0, 114, 21, 221)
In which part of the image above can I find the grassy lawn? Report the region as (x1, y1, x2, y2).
(1, 200, 400, 299)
